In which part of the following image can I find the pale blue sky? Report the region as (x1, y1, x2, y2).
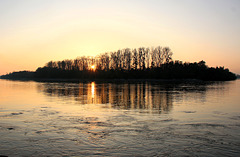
(0, 0, 240, 74)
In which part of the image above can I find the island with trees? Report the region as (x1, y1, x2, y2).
(1, 46, 237, 81)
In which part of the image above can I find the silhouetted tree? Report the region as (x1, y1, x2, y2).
(132, 48, 138, 70)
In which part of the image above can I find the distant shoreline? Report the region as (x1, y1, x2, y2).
(0, 77, 226, 83)
(1, 60, 237, 82)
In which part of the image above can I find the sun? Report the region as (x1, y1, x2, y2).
(91, 65, 96, 71)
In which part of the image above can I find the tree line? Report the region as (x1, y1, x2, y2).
(43, 46, 173, 71)
(1, 46, 237, 81)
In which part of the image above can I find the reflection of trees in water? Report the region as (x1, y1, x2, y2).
(38, 82, 174, 113)
(108, 83, 173, 113)
(97, 83, 173, 113)
(38, 81, 226, 114)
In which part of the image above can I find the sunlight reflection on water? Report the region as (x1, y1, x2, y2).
(0, 79, 240, 156)
(91, 82, 95, 99)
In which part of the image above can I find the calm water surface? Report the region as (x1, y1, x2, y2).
(0, 79, 240, 156)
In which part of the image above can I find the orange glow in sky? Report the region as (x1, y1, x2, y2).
(0, 0, 240, 75)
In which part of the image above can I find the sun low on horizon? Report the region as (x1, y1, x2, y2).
(0, 0, 240, 75)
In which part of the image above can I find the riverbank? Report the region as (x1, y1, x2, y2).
(0, 77, 215, 83)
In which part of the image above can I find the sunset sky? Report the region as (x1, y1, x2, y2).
(0, 0, 240, 75)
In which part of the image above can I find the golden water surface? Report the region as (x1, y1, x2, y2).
(0, 79, 240, 156)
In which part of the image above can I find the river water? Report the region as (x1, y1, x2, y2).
(0, 79, 239, 156)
